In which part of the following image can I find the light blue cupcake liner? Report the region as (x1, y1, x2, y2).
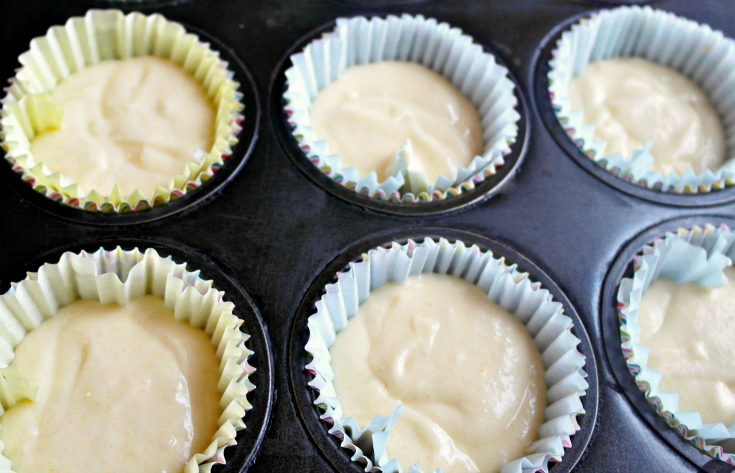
(284, 15, 520, 203)
(618, 224, 735, 464)
(305, 238, 588, 473)
(549, 6, 735, 194)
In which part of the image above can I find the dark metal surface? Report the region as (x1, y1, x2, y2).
(1, 0, 734, 472)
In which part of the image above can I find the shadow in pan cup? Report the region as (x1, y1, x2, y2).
(77, 0, 195, 9)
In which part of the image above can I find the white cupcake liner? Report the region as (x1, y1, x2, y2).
(618, 223, 735, 464)
(0, 247, 256, 472)
(549, 5, 735, 194)
(1, 9, 244, 213)
(284, 14, 520, 203)
(305, 237, 588, 473)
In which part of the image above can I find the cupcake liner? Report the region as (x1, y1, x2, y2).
(0, 247, 256, 472)
(549, 5, 735, 194)
(284, 14, 520, 203)
(0, 366, 38, 415)
(0, 9, 244, 213)
(305, 237, 588, 473)
(617, 223, 735, 464)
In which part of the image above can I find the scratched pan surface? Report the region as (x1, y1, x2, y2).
(0, 0, 734, 472)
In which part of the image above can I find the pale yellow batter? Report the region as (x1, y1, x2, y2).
(638, 266, 735, 426)
(569, 57, 726, 175)
(30, 56, 216, 197)
(310, 61, 483, 183)
(0, 295, 222, 473)
(330, 273, 546, 473)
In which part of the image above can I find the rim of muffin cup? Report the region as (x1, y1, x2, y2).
(615, 223, 735, 466)
(86, 0, 189, 5)
(0, 245, 257, 472)
(548, 5, 735, 195)
(0, 9, 244, 214)
(301, 236, 591, 473)
(282, 14, 522, 205)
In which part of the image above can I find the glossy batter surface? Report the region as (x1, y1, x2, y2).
(569, 57, 726, 175)
(31, 56, 215, 196)
(330, 274, 546, 473)
(639, 267, 735, 426)
(310, 61, 483, 183)
(0, 295, 222, 473)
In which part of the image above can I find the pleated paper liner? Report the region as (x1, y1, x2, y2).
(548, 5, 735, 194)
(284, 14, 520, 204)
(617, 224, 735, 465)
(0, 246, 256, 472)
(0, 9, 244, 214)
(304, 237, 588, 473)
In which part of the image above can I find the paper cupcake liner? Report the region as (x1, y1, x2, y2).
(617, 224, 735, 464)
(0, 247, 256, 472)
(305, 237, 588, 473)
(284, 14, 520, 203)
(0, 9, 244, 213)
(549, 6, 735, 194)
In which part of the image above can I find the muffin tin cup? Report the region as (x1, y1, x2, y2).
(271, 18, 529, 216)
(85, 0, 189, 7)
(548, 5, 735, 195)
(0, 237, 274, 473)
(0, 21, 260, 226)
(288, 229, 598, 473)
(96, 0, 189, 5)
(1, 9, 245, 214)
(281, 14, 523, 205)
(615, 223, 735, 464)
(601, 217, 735, 472)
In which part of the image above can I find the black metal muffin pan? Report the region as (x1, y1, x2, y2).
(0, 0, 734, 472)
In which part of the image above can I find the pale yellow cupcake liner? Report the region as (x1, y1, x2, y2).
(0, 9, 244, 213)
(0, 247, 256, 472)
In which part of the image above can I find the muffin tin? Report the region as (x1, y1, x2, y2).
(0, 0, 734, 472)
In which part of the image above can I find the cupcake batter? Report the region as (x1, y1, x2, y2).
(638, 266, 735, 426)
(310, 61, 483, 183)
(569, 57, 726, 175)
(30, 56, 216, 197)
(0, 295, 222, 473)
(330, 273, 546, 473)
